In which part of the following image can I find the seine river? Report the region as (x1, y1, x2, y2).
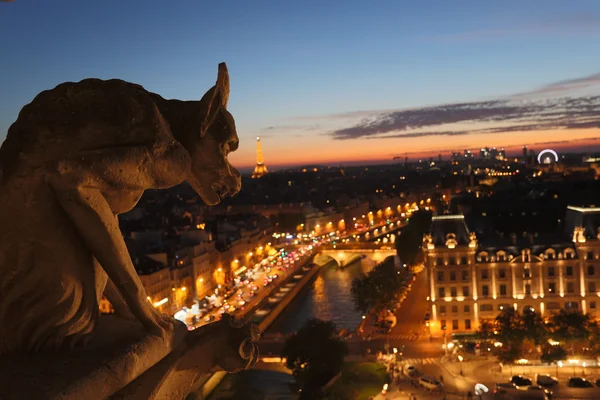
(208, 258, 373, 400)
(267, 258, 374, 333)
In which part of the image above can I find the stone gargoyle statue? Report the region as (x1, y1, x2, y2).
(0, 63, 258, 398)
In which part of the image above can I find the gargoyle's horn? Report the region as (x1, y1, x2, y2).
(200, 62, 230, 137)
(217, 62, 230, 108)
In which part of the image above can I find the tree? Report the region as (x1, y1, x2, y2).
(521, 308, 548, 345)
(549, 309, 592, 343)
(395, 229, 421, 266)
(497, 344, 522, 364)
(492, 308, 526, 362)
(587, 320, 600, 356)
(395, 209, 432, 267)
(495, 308, 525, 344)
(477, 319, 494, 342)
(282, 319, 349, 398)
(351, 257, 407, 314)
(351, 274, 376, 314)
(406, 209, 433, 234)
(540, 344, 567, 365)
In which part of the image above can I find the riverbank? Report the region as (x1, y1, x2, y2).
(190, 254, 319, 399)
(257, 262, 322, 332)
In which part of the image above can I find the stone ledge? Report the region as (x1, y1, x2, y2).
(0, 315, 187, 400)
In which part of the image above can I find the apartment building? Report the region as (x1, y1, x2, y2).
(424, 206, 600, 335)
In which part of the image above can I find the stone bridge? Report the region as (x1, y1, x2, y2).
(313, 243, 396, 268)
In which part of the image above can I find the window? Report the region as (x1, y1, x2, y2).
(589, 282, 596, 293)
(440, 306, 446, 314)
(588, 265, 595, 276)
(546, 302, 560, 310)
(461, 257, 468, 265)
(500, 284, 507, 295)
(450, 271, 456, 281)
(464, 305, 470, 313)
(498, 253, 505, 262)
(449, 257, 456, 265)
(451, 305, 458, 313)
(499, 268, 506, 279)
(498, 304, 510, 311)
(451, 287, 457, 297)
(588, 251, 595, 260)
(591, 301, 597, 310)
(462, 270, 469, 281)
(452, 320, 459, 330)
(441, 320, 447, 330)
(439, 287, 445, 297)
(462, 286, 469, 297)
(524, 268, 531, 278)
(548, 282, 556, 293)
(567, 282, 574, 293)
(548, 266, 555, 277)
(480, 304, 493, 311)
(465, 319, 471, 330)
(525, 284, 531, 295)
(565, 301, 579, 309)
(481, 269, 488, 280)
(437, 257, 443, 265)
(437, 271, 444, 281)
(566, 266, 573, 276)
(482, 285, 489, 296)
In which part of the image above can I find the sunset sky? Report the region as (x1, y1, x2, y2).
(1, 1, 600, 169)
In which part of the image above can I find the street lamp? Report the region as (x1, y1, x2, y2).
(443, 325, 447, 355)
(458, 355, 464, 375)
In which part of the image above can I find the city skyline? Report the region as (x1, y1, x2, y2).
(1, 1, 600, 168)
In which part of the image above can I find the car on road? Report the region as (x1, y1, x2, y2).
(536, 374, 558, 387)
(567, 377, 593, 388)
(404, 365, 416, 377)
(596, 378, 600, 387)
(492, 388, 548, 399)
(204, 315, 215, 323)
(496, 383, 516, 390)
(526, 385, 553, 399)
(511, 375, 533, 388)
(419, 376, 442, 391)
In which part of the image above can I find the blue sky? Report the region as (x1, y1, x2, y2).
(1, 0, 600, 167)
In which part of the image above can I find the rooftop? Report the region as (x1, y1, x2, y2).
(565, 205, 600, 239)
(430, 214, 470, 246)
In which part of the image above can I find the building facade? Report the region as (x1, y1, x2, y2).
(424, 206, 600, 336)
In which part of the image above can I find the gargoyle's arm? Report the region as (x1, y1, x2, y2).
(48, 178, 168, 334)
(46, 138, 191, 334)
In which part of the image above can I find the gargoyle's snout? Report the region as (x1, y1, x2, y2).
(222, 168, 241, 197)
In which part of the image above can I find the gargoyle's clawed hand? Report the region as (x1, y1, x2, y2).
(131, 295, 175, 340)
(216, 314, 260, 373)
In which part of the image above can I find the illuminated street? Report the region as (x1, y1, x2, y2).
(173, 214, 409, 331)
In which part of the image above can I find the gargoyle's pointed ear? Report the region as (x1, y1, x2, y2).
(200, 62, 230, 137)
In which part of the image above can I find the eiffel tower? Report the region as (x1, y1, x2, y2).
(251, 136, 268, 178)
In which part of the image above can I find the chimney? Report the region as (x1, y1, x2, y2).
(510, 233, 517, 245)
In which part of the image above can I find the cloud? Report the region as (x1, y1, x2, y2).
(330, 95, 600, 141)
(292, 109, 398, 122)
(390, 136, 600, 158)
(261, 124, 321, 132)
(513, 73, 600, 98)
(423, 12, 600, 42)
